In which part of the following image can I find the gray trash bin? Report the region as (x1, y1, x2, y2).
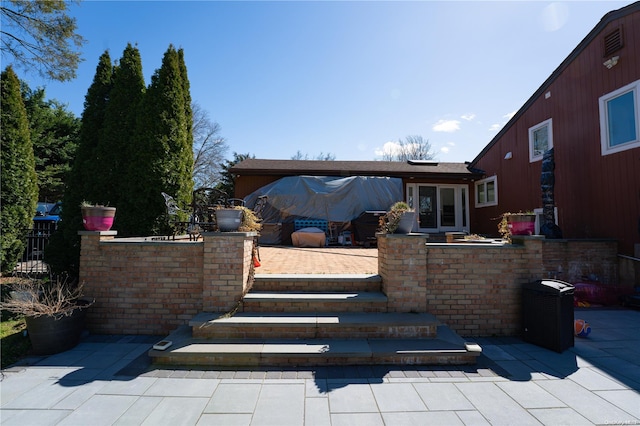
(522, 279, 574, 352)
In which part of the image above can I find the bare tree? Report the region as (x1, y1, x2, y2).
(381, 135, 436, 162)
(192, 102, 228, 188)
(1, 1, 85, 82)
(291, 150, 336, 161)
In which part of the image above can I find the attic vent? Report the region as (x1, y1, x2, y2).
(603, 27, 623, 57)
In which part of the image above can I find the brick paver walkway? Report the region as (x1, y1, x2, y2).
(257, 246, 378, 274)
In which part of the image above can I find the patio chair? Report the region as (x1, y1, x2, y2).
(161, 192, 187, 239)
(191, 187, 229, 230)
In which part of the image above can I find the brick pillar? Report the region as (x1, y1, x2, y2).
(377, 233, 429, 312)
(78, 230, 117, 285)
(202, 232, 256, 313)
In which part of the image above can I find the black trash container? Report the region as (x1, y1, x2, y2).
(522, 279, 574, 352)
(352, 211, 386, 247)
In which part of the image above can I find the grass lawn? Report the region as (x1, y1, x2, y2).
(1, 316, 30, 369)
(1, 276, 32, 369)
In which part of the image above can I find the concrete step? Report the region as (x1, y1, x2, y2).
(149, 325, 482, 367)
(242, 291, 388, 313)
(252, 274, 382, 292)
(190, 312, 439, 340)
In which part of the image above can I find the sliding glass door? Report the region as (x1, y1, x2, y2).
(406, 184, 469, 233)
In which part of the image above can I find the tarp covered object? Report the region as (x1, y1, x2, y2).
(244, 176, 403, 223)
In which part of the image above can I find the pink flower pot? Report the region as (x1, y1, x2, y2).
(82, 206, 116, 231)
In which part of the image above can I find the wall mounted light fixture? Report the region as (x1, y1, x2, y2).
(504, 152, 513, 160)
(603, 56, 619, 69)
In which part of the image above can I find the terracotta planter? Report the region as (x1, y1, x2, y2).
(507, 214, 535, 235)
(82, 206, 116, 231)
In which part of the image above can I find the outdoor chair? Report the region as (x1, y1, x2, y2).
(161, 192, 188, 239)
(191, 187, 229, 231)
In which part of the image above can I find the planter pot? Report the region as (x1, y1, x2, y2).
(215, 208, 243, 232)
(25, 301, 90, 355)
(395, 211, 417, 234)
(82, 206, 116, 231)
(507, 214, 535, 235)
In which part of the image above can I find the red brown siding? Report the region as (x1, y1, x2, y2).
(472, 8, 640, 256)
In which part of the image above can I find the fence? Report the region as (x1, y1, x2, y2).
(14, 221, 57, 276)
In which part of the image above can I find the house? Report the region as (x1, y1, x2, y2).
(468, 1, 640, 257)
(230, 159, 481, 235)
(231, 3, 639, 256)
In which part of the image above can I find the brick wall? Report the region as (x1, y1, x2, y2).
(378, 234, 619, 337)
(80, 230, 619, 337)
(79, 231, 256, 335)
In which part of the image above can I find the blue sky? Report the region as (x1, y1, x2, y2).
(23, 0, 635, 163)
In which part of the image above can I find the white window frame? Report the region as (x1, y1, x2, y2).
(528, 118, 553, 162)
(475, 176, 497, 208)
(599, 79, 640, 156)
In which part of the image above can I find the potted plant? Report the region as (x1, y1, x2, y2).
(214, 206, 244, 231)
(498, 211, 536, 240)
(1, 276, 94, 355)
(237, 206, 262, 233)
(378, 201, 416, 234)
(81, 201, 116, 231)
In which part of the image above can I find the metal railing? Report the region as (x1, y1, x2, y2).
(14, 221, 57, 276)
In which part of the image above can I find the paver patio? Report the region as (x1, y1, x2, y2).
(2, 246, 639, 425)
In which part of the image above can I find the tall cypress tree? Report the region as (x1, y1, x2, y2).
(47, 51, 113, 276)
(96, 44, 145, 216)
(1, 66, 38, 272)
(125, 45, 193, 236)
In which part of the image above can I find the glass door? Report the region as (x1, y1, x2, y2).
(407, 184, 469, 233)
(418, 186, 437, 229)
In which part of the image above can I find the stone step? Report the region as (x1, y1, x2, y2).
(190, 312, 439, 340)
(149, 325, 482, 367)
(242, 291, 388, 313)
(252, 274, 382, 292)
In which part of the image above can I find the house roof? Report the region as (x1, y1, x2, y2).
(231, 158, 480, 181)
(469, 1, 640, 168)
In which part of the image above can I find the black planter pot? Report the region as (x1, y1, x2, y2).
(25, 301, 90, 355)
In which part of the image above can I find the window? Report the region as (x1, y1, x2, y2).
(528, 119, 553, 162)
(599, 79, 640, 155)
(475, 176, 497, 207)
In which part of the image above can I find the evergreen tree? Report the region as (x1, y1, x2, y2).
(46, 51, 113, 276)
(217, 152, 255, 198)
(1, 1, 85, 82)
(125, 45, 193, 236)
(22, 85, 80, 201)
(1, 66, 38, 272)
(95, 44, 145, 211)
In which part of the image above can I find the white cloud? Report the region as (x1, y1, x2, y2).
(461, 113, 475, 121)
(504, 111, 516, 120)
(539, 2, 569, 32)
(374, 141, 403, 158)
(440, 146, 450, 154)
(432, 119, 461, 133)
(489, 123, 502, 132)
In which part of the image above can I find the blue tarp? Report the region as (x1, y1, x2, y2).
(244, 175, 403, 223)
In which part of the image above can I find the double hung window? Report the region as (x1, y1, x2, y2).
(475, 176, 497, 207)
